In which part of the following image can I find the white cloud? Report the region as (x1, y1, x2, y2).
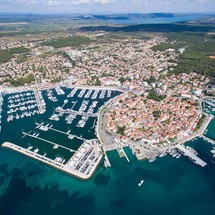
(2, 0, 215, 13)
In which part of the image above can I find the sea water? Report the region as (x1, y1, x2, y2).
(0, 89, 215, 215)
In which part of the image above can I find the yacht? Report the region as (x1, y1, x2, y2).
(34, 148, 39, 153)
(53, 145, 58, 149)
(176, 153, 181, 159)
(138, 180, 144, 186)
(68, 134, 74, 140)
(148, 157, 156, 163)
(159, 151, 167, 157)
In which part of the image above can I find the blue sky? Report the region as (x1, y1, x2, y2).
(0, 0, 215, 14)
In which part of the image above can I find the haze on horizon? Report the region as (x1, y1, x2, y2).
(0, 0, 214, 14)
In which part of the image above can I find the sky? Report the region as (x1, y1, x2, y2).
(0, 0, 215, 14)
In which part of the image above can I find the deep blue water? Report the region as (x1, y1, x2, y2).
(1, 89, 215, 215)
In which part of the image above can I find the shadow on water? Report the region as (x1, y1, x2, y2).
(93, 167, 111, 187)
(0, 167, 96, 215)
(110, 198, 128, 209)
(135, 163, 186, 189)
(0, 163, 8, 175)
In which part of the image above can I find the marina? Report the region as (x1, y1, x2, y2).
(1, 85, 215, 179)
(0, 86, 121, 179)
(6, 90, 45, 122)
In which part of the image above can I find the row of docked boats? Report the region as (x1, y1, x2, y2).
(54, 156, 66, 164)
(68, 88, 78, 97)
(204, 99, 215, 112)
(55, 86, 65, 95)
(210, 147, 215, 157)
(77, 115, 89, 128)
(99, 90, 106, 99)
(78, 100, 89, 112)
(65, 113, 76, 124)
(6, 91, 40, 122)
(148, 148, 182, 163)
(46, 89, 58, 102)
(67, 87, 113, 100)
(49, 113, 60, 121)
(78, 89, 86, 98)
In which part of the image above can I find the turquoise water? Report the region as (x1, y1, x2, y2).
(1, 91, 215, 215)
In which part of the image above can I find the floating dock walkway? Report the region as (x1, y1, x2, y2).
(176, 144, 207, 167)
(35, 122, 87, 141)
(22, 131, 76, 152)
(201, 135, 215, 145)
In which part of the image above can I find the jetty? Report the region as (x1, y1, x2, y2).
(104, 151, 111, 167)
(2, 141, 103, 180)
(22, 131, 76, 152)
(117, 146, 130, 162)
(176, 144, 207, 167)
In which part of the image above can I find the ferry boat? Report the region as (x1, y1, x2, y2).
(138, 180, 144, 186)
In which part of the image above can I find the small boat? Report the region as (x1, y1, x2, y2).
(34, 148, 39, 153)
(159, 152, 167, 157)
(148, 157, 156, 163)
(53, 145, 58, 149)
(176, 153, 181, 159)
(138, 180, 144, 186)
